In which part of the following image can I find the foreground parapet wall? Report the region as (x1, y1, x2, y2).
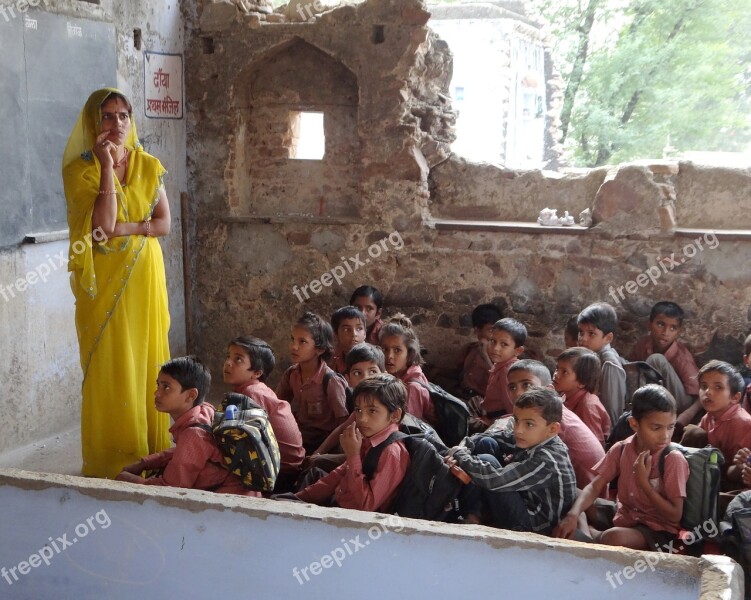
(0, 469, 741, 599)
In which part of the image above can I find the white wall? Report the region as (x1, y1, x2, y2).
(0, 469, 741, 599)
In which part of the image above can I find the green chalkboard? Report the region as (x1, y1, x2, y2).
(0, 10, 116, 247)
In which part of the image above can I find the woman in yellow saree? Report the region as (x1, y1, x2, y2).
(62, 88, 171, 478)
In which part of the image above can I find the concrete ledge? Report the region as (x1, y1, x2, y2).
(430, 218, 751, 241)
(0, 468, 742, 598)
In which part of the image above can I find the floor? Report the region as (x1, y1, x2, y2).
(0, 426, 82, 476)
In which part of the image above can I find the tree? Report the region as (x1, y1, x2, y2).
(530, 0, 751, 167)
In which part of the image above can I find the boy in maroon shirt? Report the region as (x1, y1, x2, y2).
(482, 318, 526, 420)
(293, 374, 410, 512)
(223, 336, 304, 492)
(328, 306, 367, 375)
(116, 357, 258, 496)
(630, 301, 700, 426)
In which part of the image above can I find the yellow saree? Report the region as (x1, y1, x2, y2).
(62, 88, 171, 478)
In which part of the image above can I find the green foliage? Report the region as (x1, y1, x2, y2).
(530, 0, 751, 166)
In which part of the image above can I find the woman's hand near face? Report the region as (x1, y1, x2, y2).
(93, 131, 117, 170)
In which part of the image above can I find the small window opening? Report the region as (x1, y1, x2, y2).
(372, 25, 385, 44)
(133, 28, 142, 50)
(289, 111, 325, 160)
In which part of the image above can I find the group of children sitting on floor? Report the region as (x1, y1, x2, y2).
(115, 285, 751, 554)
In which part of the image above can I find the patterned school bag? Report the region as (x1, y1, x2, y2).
(207, 392, 282, 492)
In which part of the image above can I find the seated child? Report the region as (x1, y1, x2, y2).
(554, 347, 610, 445)
(350, 285, 385, 345)
(630, 301, 700, 425)
(682, 360, 751, 486)
(743, 335, 751, 412)
(116, 356, 258, 496)
(447, 387, 576, 534)
(276, 312, 349, 454)
(457, 303, 503, 399)
(482, 318, 527, 419)
(309, 343, 386, 462)
(328, 306, 367, 375)
(555, 385, 689, 551)
(293, 374, 411, 512)
(505, 360, 605, 489)
(379, 313, 437, 427)
(577, 302, 626, 426)
(223, 336, 304, 492)
(564, 315, 579, 348)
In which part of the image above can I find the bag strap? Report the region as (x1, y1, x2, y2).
(189, 423, 231, 490)
(362, 431, 408, 481)
(658, 443, 680, 479)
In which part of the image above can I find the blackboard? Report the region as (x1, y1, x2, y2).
(0, 10, 116, 247)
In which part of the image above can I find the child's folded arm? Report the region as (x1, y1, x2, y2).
(451, 446, 554, 493)
(142, 428, 216, 488)
(140, 448, 175, 471)
(297, 465, 346, 504)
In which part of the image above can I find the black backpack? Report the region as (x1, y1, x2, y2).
(323, 370, 354, 413)
(658, 443, 724, 531)
(362, 431, 463, 521)
(606, 361, 665, 449)
(406, 380, 470, 447)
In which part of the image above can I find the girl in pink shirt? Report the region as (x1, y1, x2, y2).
(379, 314, 437, 427)
(554, 347, 611, 446)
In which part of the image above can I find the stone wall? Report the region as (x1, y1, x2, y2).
(187, 0, 750, 396)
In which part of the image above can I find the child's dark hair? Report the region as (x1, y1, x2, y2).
(295, 312, 334, 361)
(331, 305, 366, 334)
(508, 359, 552, 386)
(649, 301, 685, 325)
(379, 313, 424, 366)
(744, 334, 751, 357)
(631, 384, 676, 420)
(160, 356, 211, 406)
(578, 302, 618, 335)
(557, 347, 601, 393)
(352, 373, 407, 422)
(471, 303, 504, 328)
(698, 360, 745, 397)
(516, 387, 562, 424)
(345, 343, 385, 373)
(492, 317, 527, 347)
(228, 336, 275, 381)
(349, 285, 384, 310)
(564, 315, 579, 343)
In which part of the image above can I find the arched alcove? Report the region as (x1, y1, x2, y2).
(228, 38, 361, 219)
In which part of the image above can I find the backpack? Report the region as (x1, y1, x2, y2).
(658, 443, 724, 531)
(322, 370, 354, 413)
(362, 431, 464, 521)
(406, 380, 470, 447)
(606, 361, 665, 449)
(203, 392, 282, 492)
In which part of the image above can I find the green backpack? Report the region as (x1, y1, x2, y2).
(658, 443, 724, 531)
